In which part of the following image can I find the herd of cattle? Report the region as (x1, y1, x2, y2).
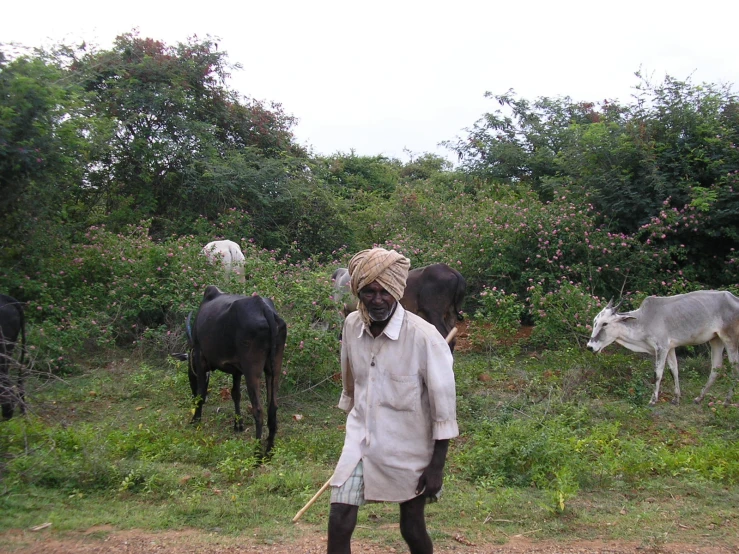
(2, 240, 739, 455)
(171, 259, 467, 453)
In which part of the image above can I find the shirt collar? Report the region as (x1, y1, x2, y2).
(357, 302, 405, 340)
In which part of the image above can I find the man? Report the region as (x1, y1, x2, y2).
(327, 247, 459, 554)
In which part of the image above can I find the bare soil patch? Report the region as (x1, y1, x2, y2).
(454, 320, 534, 353)
(2, 528, 738, 554)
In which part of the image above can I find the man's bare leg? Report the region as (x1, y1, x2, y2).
(399, 495, 432, 554)
(327, 503, 359, 554)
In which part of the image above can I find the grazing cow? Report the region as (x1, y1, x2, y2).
(331, 263, 466, 351)
(201, 240, 246, 283)
(400, 263, 466, 352)
(172, 286, 287, 453)
(0, 294, 26, 419)
(587, 291, 739, 406)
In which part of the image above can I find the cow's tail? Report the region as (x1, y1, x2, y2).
(185, 311, 195, 375)
(454, 272, 467, 321)
(264, 303, 279, 377)
(185, 311, 194, 346)
(15, 301, 26, 414)
(16, 301, 26, 367)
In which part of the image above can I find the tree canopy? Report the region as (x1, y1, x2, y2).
(1, 33, 738, 352)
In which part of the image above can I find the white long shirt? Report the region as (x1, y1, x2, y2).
(330, 303, 459, 502)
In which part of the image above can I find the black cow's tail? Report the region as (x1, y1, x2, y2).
(17, 301, 26, 367)
(15, 301, 26, 415)
(185, 311, 194, 346)
(454, 272, 467, 321)
(184, 311, 196, 377)
(264, 302, 279, 376)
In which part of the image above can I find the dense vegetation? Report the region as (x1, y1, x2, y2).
(1, 32, 739, 548)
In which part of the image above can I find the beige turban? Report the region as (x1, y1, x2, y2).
(348, 247, 411, 325)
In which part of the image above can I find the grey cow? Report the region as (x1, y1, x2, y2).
(331, 267, 355, 318)
(587, 290, 739, 406)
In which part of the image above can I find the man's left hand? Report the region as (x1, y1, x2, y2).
(415, 439, 449, 498)
(416, 466, 444, 498)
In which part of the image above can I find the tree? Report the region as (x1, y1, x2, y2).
(319, 151, 401, 198)
(0, 47, 102, 271)
(67, 32, 305, 236)
(444, 90, 619, 200)
(449, 75, 739, 287)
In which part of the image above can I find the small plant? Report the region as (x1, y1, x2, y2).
(118, 468, 144, 493)
(469, 286, 524, 351)
(542, 467, 580, 514)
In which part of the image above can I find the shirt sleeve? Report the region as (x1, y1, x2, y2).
(337, 320, 355, 413)
(424, 335, 459, 440)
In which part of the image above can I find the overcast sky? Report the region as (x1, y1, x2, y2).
(3, 0, 738, 162)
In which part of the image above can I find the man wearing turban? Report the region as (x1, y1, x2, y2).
(327, 248, 459, 554)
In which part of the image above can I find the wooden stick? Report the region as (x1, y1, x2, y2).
(292, 477, 332, 522)
(291, 325, 459, 523)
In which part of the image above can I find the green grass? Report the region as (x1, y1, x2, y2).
(1, 347, 738, 551)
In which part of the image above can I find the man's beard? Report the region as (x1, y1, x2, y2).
(369, 302, 397, 322)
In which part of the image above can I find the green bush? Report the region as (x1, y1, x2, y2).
(528, 282, 601, 349)
(469, 286, 525, 351)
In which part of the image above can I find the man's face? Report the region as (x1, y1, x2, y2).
(359, 281, 397, 322)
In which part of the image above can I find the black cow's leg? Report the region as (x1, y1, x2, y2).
(231, 372, 245, 432)
(190, 347, 209, 424)
(244, 370, 263, 441)
(265, 336, 285, 454)
(188, 361, 199, 398)
(242, 343, 269, 444)
(431, 316, 451, 349)
(0, 345, 13, 419)
(0, 373, 12, 419)
(265, 373, 278, 453)
(444, 313, 458, 353)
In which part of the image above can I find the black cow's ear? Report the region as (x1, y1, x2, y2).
(171, 353, 189, 362)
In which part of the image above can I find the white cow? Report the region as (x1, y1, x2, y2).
(587, 291, 739, 406)
(201, 240, 246, 283)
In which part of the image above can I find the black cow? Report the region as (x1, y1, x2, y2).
(333, 263, 466, 352)
(0, 294, 26, 419)
(400, 263, 466, 352)
(172, 286, 287, 454)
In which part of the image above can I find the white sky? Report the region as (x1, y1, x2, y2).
(2, 0, 738, 162)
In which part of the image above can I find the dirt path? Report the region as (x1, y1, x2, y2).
(2, 528, 738, 554)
